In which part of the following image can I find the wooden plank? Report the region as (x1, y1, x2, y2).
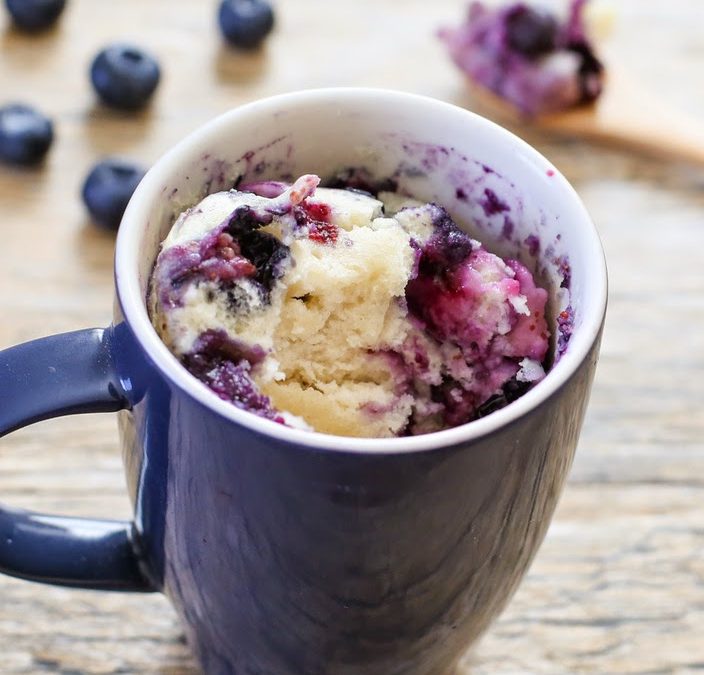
(1, 0, 703, 672)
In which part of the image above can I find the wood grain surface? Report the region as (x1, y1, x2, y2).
(1, 1, 703, 673)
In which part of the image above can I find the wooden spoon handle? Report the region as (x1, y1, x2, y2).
(465, 68, 704, 165)
(537, 68, 704, 165)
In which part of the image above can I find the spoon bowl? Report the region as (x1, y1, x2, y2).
(465, 67, 704, 165)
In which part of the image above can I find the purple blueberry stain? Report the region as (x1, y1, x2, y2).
(400, 140, 454, 173)
(557, 255, 572, 289)
(557, 305, 574, 357)
(480, 188, 510, 216)
(192, 135, 289, 201)
(325, 166, 399, 194)
(501, 216, 514, 240)
(524, 234, 540, 256)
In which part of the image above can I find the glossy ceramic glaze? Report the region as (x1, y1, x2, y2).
(113, 318, 600, 675)
(0, 90, 607, 675)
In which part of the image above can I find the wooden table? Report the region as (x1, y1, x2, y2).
(1, 1, 703, 672)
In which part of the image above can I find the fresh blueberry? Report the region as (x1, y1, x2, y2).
(81, 158, 146, 231)
(505, 5, 558, 58)
(4, 0, 66, 32)
(90, 44, 161, 111)
(218, 0, 274, 49)
(0, 103, 53, 166)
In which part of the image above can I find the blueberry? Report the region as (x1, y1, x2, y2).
(81, 158, 146, 231)
(505, 5, 558, 58)
(0, 103, 53, 166)
(218, 0, 274, 49)
(90, 44, 161, 110)
(226, 206, 289, 297)
(4, 0, 66, 32)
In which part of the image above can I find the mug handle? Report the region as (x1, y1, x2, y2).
(0, 328, 155, 592)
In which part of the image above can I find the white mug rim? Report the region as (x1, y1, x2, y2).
(115, 87, 607, 455)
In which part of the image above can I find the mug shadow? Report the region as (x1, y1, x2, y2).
(81, 103, 157, 156)
(154, 664, 199, 675)
(213, 42, 270, 85)
(74, 219, 116, 273)
(0, 163, 51, 208)
(0, 23, 64, 69)
(154, 633, 199, 674)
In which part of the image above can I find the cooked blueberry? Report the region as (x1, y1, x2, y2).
(475, 376, 531, 418)
(568, 40, 605, 102)
(81, 158, 146, 230)
(234, 227, 289, 295)
(505, 5, 558, 57)
(90, 44, 161, 110)
(218, 0, 274, 49)
(326, 167, 398, 194)
(4, 0, 66, 32)
(419, 207, 473, 276)
(181, 330, 281, 421)
(0, 103, 53, 166)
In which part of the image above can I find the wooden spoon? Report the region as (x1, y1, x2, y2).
(466, 68, 704, 165)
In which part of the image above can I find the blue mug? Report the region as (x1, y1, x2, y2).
(0, 90, 607, 674)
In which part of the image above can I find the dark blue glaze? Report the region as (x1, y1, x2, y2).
(0, 328, 123, 433)
(0, 328, 153, 591)
(113, 319, 172, 589)
(111, 312, 603, 674)
(0, 508, 150, 591)
(0, 317, 604, 673)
